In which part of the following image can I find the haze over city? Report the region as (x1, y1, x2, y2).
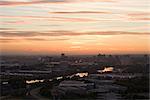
(0, 0, 150, 55)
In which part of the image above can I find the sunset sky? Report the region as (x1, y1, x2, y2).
(0, 0, 150, 55)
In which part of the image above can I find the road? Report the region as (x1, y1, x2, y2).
(29, 87, 51, 100)
(1, 87, 51, 100)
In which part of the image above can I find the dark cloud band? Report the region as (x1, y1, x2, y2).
(0, 30, 149, 37)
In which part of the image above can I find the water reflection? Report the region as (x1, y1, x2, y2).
(66, 72, 89, 78)
(26, 80, 44, 84)
(76, 72, 88, 77)
(56, 76, 63, 80)
(26, 72, 89, 84)
(98, 67, 114, 73)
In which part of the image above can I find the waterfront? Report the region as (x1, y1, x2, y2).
(0, 54, 149, 100)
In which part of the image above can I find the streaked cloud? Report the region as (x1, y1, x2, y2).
(0, 15, 52, 19)
(50, 16, 98, 22)
(0, 38, 23, 43)
(71, 0, 115, 2)
(0, 30, 149, 37)
(0, 0, 115, 6)
(0, 15, 98, 22)
(0, 28, 15, 30)
(2, 20, 31, 25)
(25, 37, 69, 41)
(49, 11, 110, 14)
(130, 18, 150, 21)
(127, 12, 150, 21)
(0, 37, 69, 43)
(128, 12, 150, 17)
(0, 0, 67, 6)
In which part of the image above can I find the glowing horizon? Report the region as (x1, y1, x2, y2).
(0, 0, 150, 55)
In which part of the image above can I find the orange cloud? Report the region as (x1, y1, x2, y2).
(128, 12, 150, 17)
(127, 12, 150, 21)
(129, 17, 150, 21)
(0, 15, 98, 22)
(0, 38, 17, 43)
(0, 37, 69, 43)
(0, 0, 67, 6)
(0, 15, 51, 19)
(50, 16, 98, 22)
(0, 0, 115, 6)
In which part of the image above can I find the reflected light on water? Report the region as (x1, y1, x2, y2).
(26, 80, 44, 84)
(76, 72, 88, 77)
(56, 76, 63, 80)
(98, 67, 114, 73)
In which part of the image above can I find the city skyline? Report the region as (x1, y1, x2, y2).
(0, 0, 150, 55)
